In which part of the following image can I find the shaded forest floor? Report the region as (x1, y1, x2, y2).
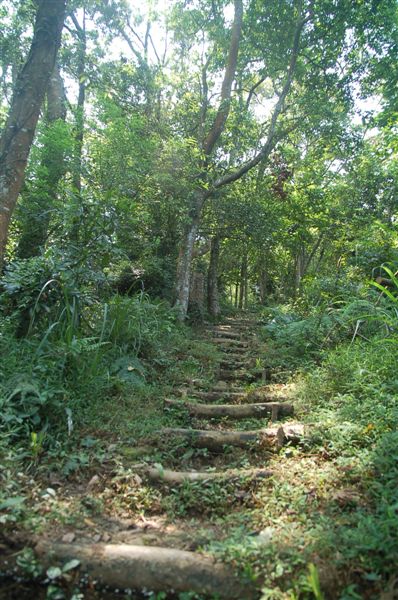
(1, 311, 398, 599)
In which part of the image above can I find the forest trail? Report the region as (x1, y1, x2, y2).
(33, 316, 304, 599)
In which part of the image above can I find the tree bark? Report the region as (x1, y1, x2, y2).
(238, 253, 247, 309)
(0, 0, 66, 270)
(159, 424, 304, 451)
(207, 234, 221, 318)
(17, 63, 67, 259)
(164, 398, 294, 419)
(35, 542, 255, 600)
(294, 245, 306, 293)
(174, 1, 243, 320)
(175, 192, 204, 319)
(202, 0, 244, 155)
(136, 464, 274, 484)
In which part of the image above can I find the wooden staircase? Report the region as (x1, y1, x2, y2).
(37, 316, 303, 599)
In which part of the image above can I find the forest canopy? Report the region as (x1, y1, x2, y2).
(0, 0, 397, 319)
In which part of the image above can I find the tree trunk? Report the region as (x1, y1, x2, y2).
(294, 245, 306, 293)
(0, 0, 66, 270)
(258, 251, 268, 304)
(238, 253, 247, 309)
(17, 63, 67, 259)
(68, 10, 87, 245)
(175, 192, 205, 319)
(207, 234, 221, 318)
(174, 1, 243, 320)
(189, 270, 206, 319)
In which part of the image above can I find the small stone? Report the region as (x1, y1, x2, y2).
(102, 533, 111, 542)
(62, 532, 75, 543)
(92, 534, 102, 543)
(255, 527, 275, 545)
(87, 475, 100, 489)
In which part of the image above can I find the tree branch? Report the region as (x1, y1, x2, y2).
(245, 75, 267, 110)
(213, 12, 308, 189)
(202, 0, 243, 156)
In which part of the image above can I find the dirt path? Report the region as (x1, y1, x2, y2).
(12, 317, 303, 599)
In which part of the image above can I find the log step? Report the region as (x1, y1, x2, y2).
(158, 424, 305, 451)
(165, 398, 294, 419)
(35, 542, 255, 599)
(220, 360, 250, 369)
(213, 338, 248, 347)
(219, 369, 259, 381)
(187, 389, 287, 403)
(188, 390, 246, 402)
(208, 330, 242, 340)
(137, 464, 274, 484)
(184, 381, 246, 393)
(221, 353, 251, 360)
(218, 346, 249, 354)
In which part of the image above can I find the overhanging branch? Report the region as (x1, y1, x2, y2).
(213, 11, 309, 190)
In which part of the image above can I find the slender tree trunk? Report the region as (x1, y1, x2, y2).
(71, 10, 86, 194)
(238, 253, 247, 309)
(244, 272, 249, 309)
(0, 0, 66, 270)
(207, 235, 221, 318)
(295, 245, 306, 293)
(175, 192, 205, 319)
(173, 0, 243, 320)
(234, 279, 239, 308)
(17, 63, 67, 258)
(258, 252, 268, 304)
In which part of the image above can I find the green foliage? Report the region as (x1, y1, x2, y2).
(0, 286, 191, 454)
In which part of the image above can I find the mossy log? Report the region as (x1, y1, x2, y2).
(165, 398, 294, 419)
(159, 424, 304, 451)
(35, 542, 255, 599)
(138, 464, 274, 484)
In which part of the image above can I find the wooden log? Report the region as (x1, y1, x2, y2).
(219, 369, 258, 381)
(184, 381, 246, 393)
(159, 424, 304, 451)
(221, 353, 250, 360)
(165, 398, 294, 419)
(35, 542, 255, 599)
(224, 321, 257, 328)
(189, 390, 246, 402)
(205, 326, 239, 333)
(212, 338, 248, 346)
(220, 360, 250, 369)
(138, 464, 274, 484)
(209, 330, 242, 339)
(218, 346, 249, 354)
(188, 389, 287, 403)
